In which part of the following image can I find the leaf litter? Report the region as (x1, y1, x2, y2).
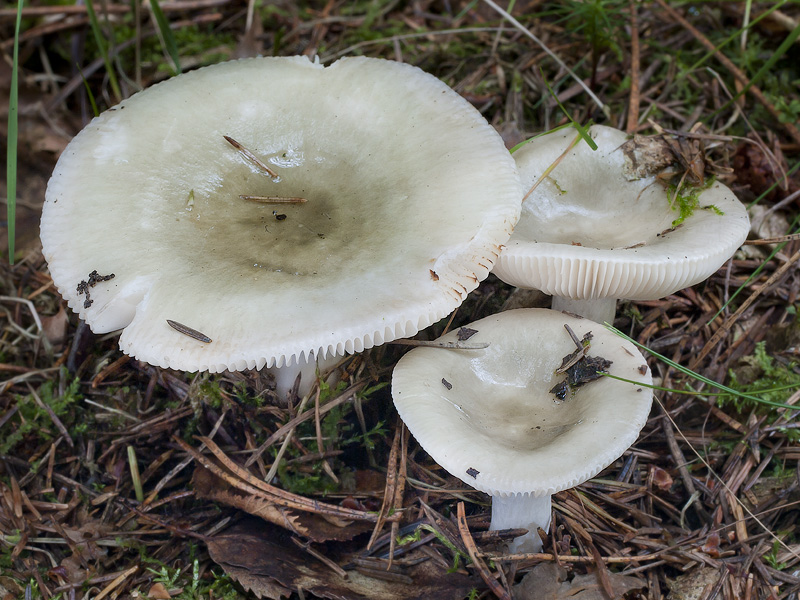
(1, 1, 800, 599)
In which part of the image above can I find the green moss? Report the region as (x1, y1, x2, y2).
(724, 342, 800, 442)
(666, 176, 718, 227)
(0, 370, 87, 455)
(273, 379, 386, 495)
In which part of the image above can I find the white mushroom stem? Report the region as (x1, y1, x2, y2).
(551, 296, 616, 324)
(491, 493, 552, 554)
(270, 352, 342, 401)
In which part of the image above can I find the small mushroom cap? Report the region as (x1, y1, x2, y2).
(392, 309, 653, 497)
(493, 125, 750, 300)
(41, 56, 521, 372)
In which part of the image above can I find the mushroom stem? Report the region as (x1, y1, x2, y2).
(551, 296, 617, 325)
(491, 493, 552, 553)
(270, 351, 342, 401)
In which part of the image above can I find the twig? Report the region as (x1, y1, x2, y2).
(690, 248, 800, 369)
(654, 0, 800, 146)
(456, 502, 511, 600)
(194, 435, 396, 522)
(291, 537, 348, 579)
(522, 129, 583, 204)
(27, 383, 73, 448)
(745, 233, 800, 245)
(390, 425, 409, 568)
(481, 0, 608, 116)
(0, 0, 232, 17)
(660, 409, 710, 523)
(388, 339, 489, 350)
(223, 135, 278, 179)
(245, 381, 365, 467)
(656, 397, 800, 563)
(0, 367, 60, 394)
(93, 566, 138, 600)
(626, 0, 641, 133)
(91, 355, 131, 388)
(266, 390, 313, 482)
(368, 424, 402, 550)
(314, 387, 338, 483)
(0, 296, 43, 333)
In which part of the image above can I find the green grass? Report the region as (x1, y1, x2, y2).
(85, 0, 122, 101)
(6, 0, 23, 265)
(606, 325, 800, 411)
(149, 0, 182, 75)
(725, 341, 800, 427)
(0, 371, 86, 455)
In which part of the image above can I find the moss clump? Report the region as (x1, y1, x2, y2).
(666, 176, 720, 227)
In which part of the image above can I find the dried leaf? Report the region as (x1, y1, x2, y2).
(666, 567, 720, 600)
(457, 327, 479, 341)
(700, 531, 721, 559)
(651, 466, 674, 491)
(206, 519, 479, 600)
(620, 135, 675, 180)
(0, 577, 23, 599)
(192, 467, 372, 542)
(513, 563, 645, 600)
(147, 583, 172, 600)
(41, 305, 69, 346)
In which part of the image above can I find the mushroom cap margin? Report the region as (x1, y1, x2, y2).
(493, 125, 750, 301)
(391, 308, 653, 496)
(41, 56, 523, 372)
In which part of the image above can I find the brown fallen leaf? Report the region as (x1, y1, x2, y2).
(666, 566, 720, 600)
(192, 466, 373, 542)
(513, 562, 645, 600)
(620, 134, 675, 180)
(147, 582, 172, 600)
(41, 305, 69, 346)
(699, 531, 721, 559)
(651, 465, 674, 492)
(206, 518, 480, 600)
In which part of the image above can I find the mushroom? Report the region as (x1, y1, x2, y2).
(41, 56, 522, 391)
(392, 308, 653, 553)
(493, 125, 750, 324)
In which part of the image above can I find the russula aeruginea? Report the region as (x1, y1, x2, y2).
(493, 125, 750, 324)
(41, 56, 522, 389)
(392, 308, 653, 553)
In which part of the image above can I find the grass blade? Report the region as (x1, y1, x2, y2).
(723, 17, 800, 114)
(85, 0, 122, 101)
(605, 324, 800, 410)
(127, 445, 144, 503)
(77, 64, 100, 118)
(6, 0, 23, 265)
(541, 68, 598, 151)
(149, 0, 182, 75)
(603, 372, 800, 401)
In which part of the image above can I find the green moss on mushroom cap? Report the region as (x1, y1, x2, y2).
(41, 56, 522, 374)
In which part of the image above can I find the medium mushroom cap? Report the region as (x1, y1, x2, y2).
(493, 125, 750, 301)
(42, 56, 521, 372)
(392, 309, 653, 497)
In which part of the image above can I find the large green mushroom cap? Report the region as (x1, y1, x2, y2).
(41, 56, 522, 372)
